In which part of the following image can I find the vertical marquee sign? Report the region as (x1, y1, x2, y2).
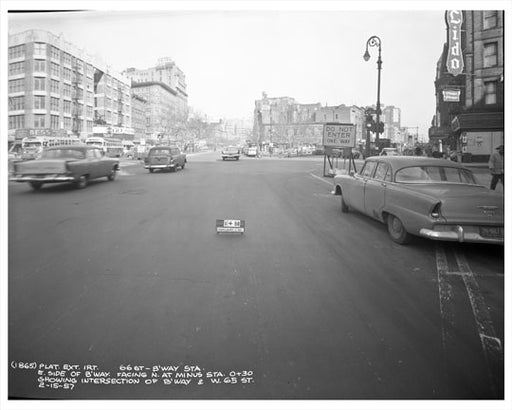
(445, 10, 464, 76)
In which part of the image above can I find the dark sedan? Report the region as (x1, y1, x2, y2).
(10, 145, 120, 190)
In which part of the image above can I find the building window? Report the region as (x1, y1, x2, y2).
(9, 115, 25, 129)
(34, 114, 46, 128)
(9, 44, 25, 59)
(483, 11, 498, 29)
(51, 62, 60, 76)
(63, 52, 72, 66)
(9, 79, 25, 93)
(484, 81, 497, 104)
(50, 115, 60, 129)
(63, 100, 71, 114)
(64, 117, 72, 129)
(51, 97, 60, 111)
(9, 96, 25, 111)
(63, 83, 71, 98)
(63, 67, 72, 81)
(50, 79, 60, 93)
(34, 59, 46, 72)
(483, 42, 498, 68)
(34, 96, 46, 109)
(34, 77, 46, 91)
(34, 42, 46, 56)
(9, 61, 25, 75)
(51, 46, 60, 59)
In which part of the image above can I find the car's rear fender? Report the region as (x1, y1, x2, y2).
(382, 186, 442, 233)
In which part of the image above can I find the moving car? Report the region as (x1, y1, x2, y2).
(333, 156, 504, 245)
(221, 146, 241, 161)
(10, 145, 120, 190)
(246, 146, 258, 157)
(144, 146, 186, 173)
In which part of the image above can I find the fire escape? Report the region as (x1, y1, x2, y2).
(71, 60, 82, 136)
(117, 83, 124, 128)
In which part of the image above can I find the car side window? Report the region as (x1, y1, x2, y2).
(361, 161, 377, 178)
(374, 163, 390, 181)
(86, 150, 96, 159)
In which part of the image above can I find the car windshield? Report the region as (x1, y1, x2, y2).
(41, 149, 85, 159)
(395, 166, 476, 184)
(150, 149, 171, 155)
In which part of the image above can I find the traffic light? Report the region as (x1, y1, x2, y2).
(378, 122, 384, 134)
(365, 115, 374, 130)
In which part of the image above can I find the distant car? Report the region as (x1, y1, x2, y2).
(333, 156, 504, 245)
(144, 146, 186, 173)
(221, 146, 240, 161)
(380, 148, 400, 156)
(10, 145, 120, 191)
(246, 147, 258, 157)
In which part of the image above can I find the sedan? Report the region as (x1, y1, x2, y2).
(333, 156, 504, 245)
(10, 145, 120, 190)
(221, 146, 241, 161)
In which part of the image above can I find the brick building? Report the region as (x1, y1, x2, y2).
(8, 29, 132, 141)
(430, 10, 504, 162)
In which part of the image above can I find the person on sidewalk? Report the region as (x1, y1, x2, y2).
(488, 145, 504, 190)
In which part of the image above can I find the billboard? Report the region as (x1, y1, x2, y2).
(322, 123, 356, 147)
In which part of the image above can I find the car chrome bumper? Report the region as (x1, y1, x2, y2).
(10, 175, 75, 183)
(419, 227, 503, 245)
(145, 164, 174, 169)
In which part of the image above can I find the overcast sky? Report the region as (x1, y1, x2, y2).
(3, 2, 506, 138)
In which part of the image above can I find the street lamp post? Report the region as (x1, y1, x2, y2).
(364, 35, 382, 149)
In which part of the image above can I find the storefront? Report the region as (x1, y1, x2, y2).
(451, 112, 503, 162)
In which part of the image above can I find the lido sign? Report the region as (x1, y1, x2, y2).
(445, 10, 464, 76)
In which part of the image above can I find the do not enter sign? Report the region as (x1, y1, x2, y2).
(322, 123, 355, 147)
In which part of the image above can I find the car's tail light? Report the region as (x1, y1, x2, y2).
(431, 202, 442, 219)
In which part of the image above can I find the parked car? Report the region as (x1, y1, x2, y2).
(333, 156, 504, 245)
(221, 146, 241, 161)
(144, 146, 186, 173)
(9, 145, 120, 191)
(379, 148, 400, 156)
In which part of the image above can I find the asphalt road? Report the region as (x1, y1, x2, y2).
(8, 151, 504, 400)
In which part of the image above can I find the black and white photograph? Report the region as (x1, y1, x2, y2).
(1, 1, 510, 409)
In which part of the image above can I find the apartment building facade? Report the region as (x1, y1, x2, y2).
(8, 30, 132, 142)
(123, 58, 188, 138)
(430, 10, 504, 161)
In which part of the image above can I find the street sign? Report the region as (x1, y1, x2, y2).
(216, 219, 245, 234)
(322, 123, 356, 147)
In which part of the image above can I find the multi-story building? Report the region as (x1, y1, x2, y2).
(8, 29, 132, 141)
(381, 105, 402, 144)
(131, 93, 147, 142)
(253, 94, 394, 150)
(122, 58, 188, 138)
(430, 10, 504, 162)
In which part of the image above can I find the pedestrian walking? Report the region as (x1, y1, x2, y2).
(489, 145, 504, 190)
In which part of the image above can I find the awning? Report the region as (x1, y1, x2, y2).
(451, 112, 504, 132)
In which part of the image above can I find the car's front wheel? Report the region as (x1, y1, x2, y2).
(387, 214, 411, 244)
(107, 168, 117, 181)
(29, 181, 43, 191)
(75, 175, 88, 189)
(341, 195, 349, 213)
(149, 168, 154, 173)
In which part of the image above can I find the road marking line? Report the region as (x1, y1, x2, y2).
(309, 173, 332, 187)
(454, 250, 503, 397)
